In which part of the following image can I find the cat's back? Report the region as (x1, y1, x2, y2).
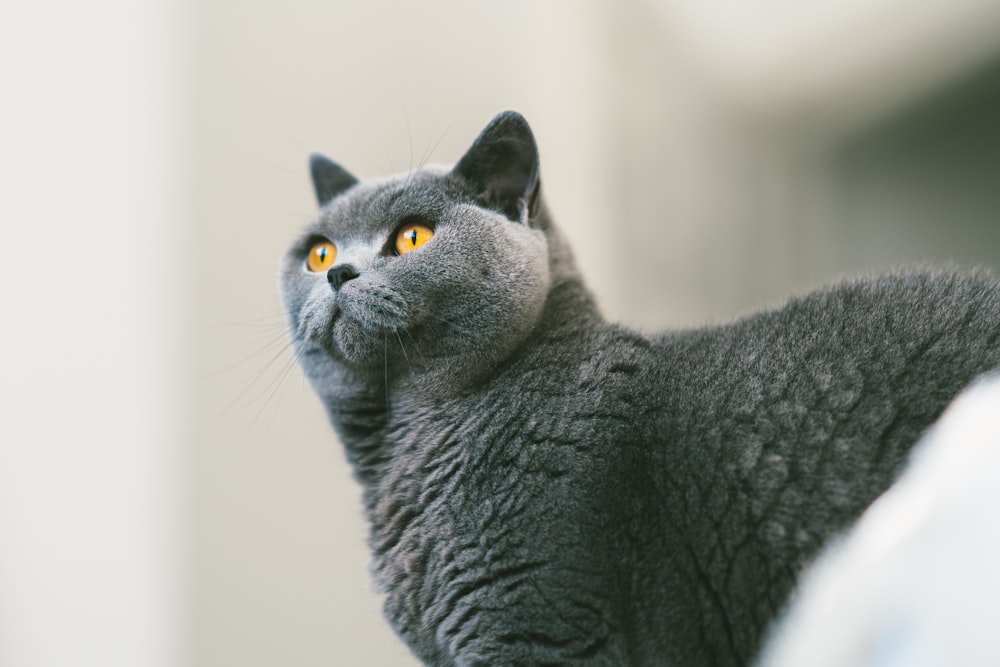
(650, 268, 1000, 535)
(657, 269, 1000, 416)
(637, 269, 1000, 664)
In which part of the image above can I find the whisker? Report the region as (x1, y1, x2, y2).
(405, 111, 414, 174)
(201, 338, 298, 430)
(427, 313, 473, 335)
(250, 348, 301, 431)
(394, 330, 412, 372)
(400, 111, 416, 191)
(417, 121, 454, 171)
(262, 367, 296, 436)
(240, 339, 304, 410)
(231, 321, 290, 332)
(201, 328, 292, 378)
(403, 327, 421, 357)
(213, 310, 288, 328)
(383, 333, 390, 408)
(383, 149, 396, 178)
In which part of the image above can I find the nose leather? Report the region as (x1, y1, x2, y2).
(327, 265, 359, 291)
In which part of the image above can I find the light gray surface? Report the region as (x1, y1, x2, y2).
(759, 374, 1000, 667)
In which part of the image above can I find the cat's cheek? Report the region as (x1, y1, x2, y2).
(511, 238, 551, 322)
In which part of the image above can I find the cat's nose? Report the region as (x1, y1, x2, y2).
(327, 265, 359, 291)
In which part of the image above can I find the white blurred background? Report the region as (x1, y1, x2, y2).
(3, 1, 1000, 665)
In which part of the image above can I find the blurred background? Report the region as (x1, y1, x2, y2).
(3, 0, 1000, 665)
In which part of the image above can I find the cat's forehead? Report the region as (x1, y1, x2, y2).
(312, 168, 456, 241)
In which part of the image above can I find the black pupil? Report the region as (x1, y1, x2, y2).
(318, 247, 326, 261)
(407, 230, 417, 246)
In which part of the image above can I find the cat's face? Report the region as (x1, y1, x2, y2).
(280, 112, 552, 391)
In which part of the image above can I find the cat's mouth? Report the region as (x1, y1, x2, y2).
(298, 302, 343, 357)
(297, 281, 416, 369)
(327, 303, 343, 327)
(306, 311, 358, 363)
(313, 304, 405, 368)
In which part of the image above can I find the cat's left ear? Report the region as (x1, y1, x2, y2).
(310, 153, 359, 207)
(451, 111, 540, 224)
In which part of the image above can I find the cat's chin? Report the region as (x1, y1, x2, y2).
(299, 304, 402, 371)
(322, 318, 396, 369)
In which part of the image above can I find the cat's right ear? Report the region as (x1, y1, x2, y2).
(309, 153, 359, 207)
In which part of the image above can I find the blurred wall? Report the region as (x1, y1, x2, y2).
(1, 1, 187, 666)
(606, 0, 1000, 327)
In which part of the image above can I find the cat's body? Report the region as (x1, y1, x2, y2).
(280, 112, 1000, 666)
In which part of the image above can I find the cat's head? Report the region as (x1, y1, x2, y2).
(280, 111, 577, 394)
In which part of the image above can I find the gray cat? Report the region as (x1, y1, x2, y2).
(279, 111, 1000, 666)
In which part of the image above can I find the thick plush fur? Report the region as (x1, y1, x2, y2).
(280, 111, 1000, 666)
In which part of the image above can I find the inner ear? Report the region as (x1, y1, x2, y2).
(451, 111, 540, 223)
(310, 153, 359, 207)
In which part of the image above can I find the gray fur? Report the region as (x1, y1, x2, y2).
(280, 111, 1000, 666)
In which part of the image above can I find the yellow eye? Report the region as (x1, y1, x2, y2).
(394, 222, 434, 255)
(306, 240, 337, 272)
